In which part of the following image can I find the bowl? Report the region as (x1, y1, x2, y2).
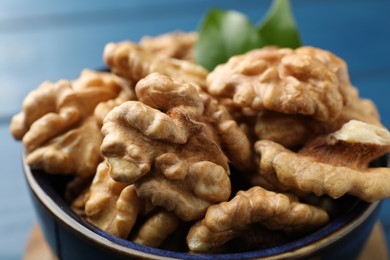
(22, 151, 386, 260)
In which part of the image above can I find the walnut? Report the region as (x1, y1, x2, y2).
(186, 186, 329, 251)
(132, 209, 180, 247)
(10, 69, 133, 178)
(84, 161, 142, 238)
(24, 117, 103, 178)
(254, 87, 381, 149)
(70, 183, 91, 218)
(101, 73, 235, 221)
(255, 120, 390, 201)
(296, 46, 355, 106)
(139, 31, 197, 61)
(255, 111, 316, 149)
(206, 46, 357, 121)
(79, 70, 136, 126)
(103, 40, 207, 87)
(336, 86, 381, 127)
(134, 162, 230, 222)
(134, 73, 253, 171)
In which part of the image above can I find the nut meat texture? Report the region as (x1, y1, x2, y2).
(206, 46, 356, 121)
(84, 161, 141, 238)
(104, 40, 207, 87)
(187, 186, 329, 251)
(10, 70, 133, 178)
(255, 120, 390, 202)
(101, 73, 236, 221)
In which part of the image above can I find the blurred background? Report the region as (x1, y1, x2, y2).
(1, 0, 390, 259)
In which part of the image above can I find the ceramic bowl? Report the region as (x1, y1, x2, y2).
(23, 152, 385, 260)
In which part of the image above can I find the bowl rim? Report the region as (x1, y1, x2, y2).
(23, 152, 380, 260)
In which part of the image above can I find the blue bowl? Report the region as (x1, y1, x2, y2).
(23, 152, 384, 260)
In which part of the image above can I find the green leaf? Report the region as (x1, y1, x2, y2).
(258, 0, 302, 48)
(194, 9, 261, 71)
(194, 1, 302, 70)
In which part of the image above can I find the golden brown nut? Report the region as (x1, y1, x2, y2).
(66, 175, 94, 217)
(103, 41, 207, 87)
(24, 117, 103, 178)
(10, 70, 133, 178)
(72, 69, 133, 93)
(254, 87, 381, 149)
(132, 209, 180, 247)
(295, 46, 355, 106)
(206, 46, 357, 121)
(11, 80, 81, 150)
(255, 111, 317, 149)
(101, 73, 235, 221)
(70, 188, 90, 218)
(139, 31, 197, 61)
(300, 120, 390, 167)
(186, 186, 329, 251)
(84, 161, 142, 238)
(79, 70, 136, 126)
(336, 86, 381, 127)
(255, 120, 390, 201)
(135, 162, 231, 222)
(135, 73, 253, 171)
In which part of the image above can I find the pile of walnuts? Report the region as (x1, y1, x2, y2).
(10, 32, 390, 253)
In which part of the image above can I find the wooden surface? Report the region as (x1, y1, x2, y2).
(24, 224, 57, 260)
(24, 222, 388, 260)
(358, 222, 388, 260)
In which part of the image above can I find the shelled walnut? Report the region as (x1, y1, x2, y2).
(255, 120, 390, 201)
(139, 31, 197, 61)
(254, 91, 381, 149)
(84, 161, 141, 238)
(206, 46, 356, 121)
(100, 73, 243, 221)
(186, 186, 329, 251)
(10, 69, 134, 178)
(103, 40, 207, 87)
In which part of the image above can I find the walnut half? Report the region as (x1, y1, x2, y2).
(186, 186, 328, 251)
(10, 70, 133, 178)
(206, 46, 357, 121)
(101, 73, 233, 221)
(255, 120, 390, 201)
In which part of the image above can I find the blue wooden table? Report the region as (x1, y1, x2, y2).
(1, 1, 390, 259)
